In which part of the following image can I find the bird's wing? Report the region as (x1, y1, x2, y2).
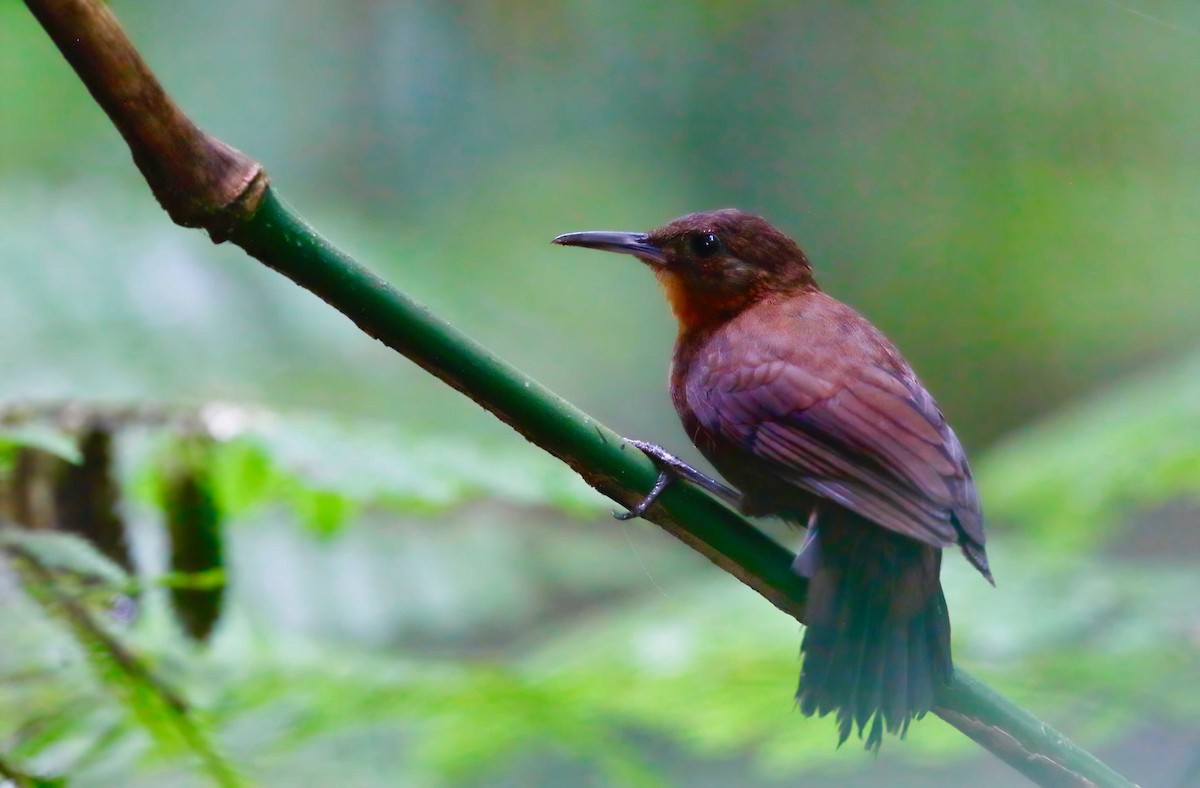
(687, 340, 984, 550)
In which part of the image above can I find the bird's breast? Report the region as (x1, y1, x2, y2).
(669, 319, 813, 518)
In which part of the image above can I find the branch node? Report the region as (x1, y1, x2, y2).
(27, 0, 269, 241)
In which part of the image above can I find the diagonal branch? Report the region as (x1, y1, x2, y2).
(23, 0, 265, 237)
(20, 1, 1137, 786)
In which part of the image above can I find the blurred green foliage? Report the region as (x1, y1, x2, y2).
(3, 0, 1200, 785)
(983, 355, 1200, 551)
(2, 398, 1199, 785)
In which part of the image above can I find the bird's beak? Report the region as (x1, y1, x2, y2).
(552, 230, 667, 265)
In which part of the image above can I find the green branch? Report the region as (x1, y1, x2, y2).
(20, 0, 1136, 785)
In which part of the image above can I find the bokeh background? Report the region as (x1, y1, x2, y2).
(3, 0, 1200, 785)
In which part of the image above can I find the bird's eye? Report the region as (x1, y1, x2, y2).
(689, 232, 723, 258)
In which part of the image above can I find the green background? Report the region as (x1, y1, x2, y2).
(2, 1, 1200, 785)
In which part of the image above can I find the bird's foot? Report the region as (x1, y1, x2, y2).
(614, 439, 741, 521)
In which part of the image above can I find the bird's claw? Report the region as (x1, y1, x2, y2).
(613, 469, 673, 520)
(613, 439, 742, 521)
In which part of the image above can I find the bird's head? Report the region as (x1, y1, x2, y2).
(554, 209, 816, 331)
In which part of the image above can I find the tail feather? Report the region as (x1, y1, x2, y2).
(881, 618, 909, 732)
(833, 593, 873, 745)
(795, 514, 952, 751)
(855, 595, 888, 736)
(906, 610, 934, 720)
(796, 581, 838, 718)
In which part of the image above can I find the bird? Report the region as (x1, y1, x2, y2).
(553, 209, 992, 750)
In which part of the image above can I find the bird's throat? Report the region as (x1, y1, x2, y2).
(655, 269, 757, 335)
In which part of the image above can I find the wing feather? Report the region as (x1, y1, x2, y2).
(686, 332, 981, 549)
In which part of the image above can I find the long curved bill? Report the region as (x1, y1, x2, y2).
(552, 230, 667, 265)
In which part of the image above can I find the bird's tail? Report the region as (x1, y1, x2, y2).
(794, 515, 951, 751)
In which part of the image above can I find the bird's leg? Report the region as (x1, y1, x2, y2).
(614, 439, 742, 521)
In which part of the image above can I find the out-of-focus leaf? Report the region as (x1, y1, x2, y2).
(0, 529, 128, 589)
(241, 412, 605, 517)
(207, 439, 275, 516)
(3, 539, 245, 787)
(978, 355, 1200, 550)
(135, 408, 606, 538)
(289, 487, 355, 538)
(1, 427, 136, 585)
(156, 568, 227, 591)
(160, 441, 227, 643)
(0, 425, 82, 465)
(53, 429, 135, 576)
(0, 753, 66, 788)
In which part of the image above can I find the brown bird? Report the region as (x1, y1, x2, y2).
(554, 209, 991, 750)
